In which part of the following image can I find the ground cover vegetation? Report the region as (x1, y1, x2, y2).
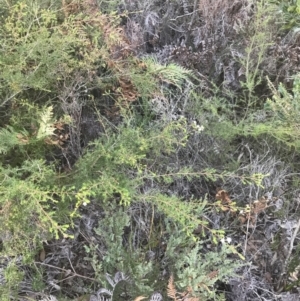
(1, 0, 300, 300)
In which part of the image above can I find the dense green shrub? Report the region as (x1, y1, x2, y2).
(1, 1, 282, 300)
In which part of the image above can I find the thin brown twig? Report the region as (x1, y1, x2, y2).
(34, 261, 99, 283)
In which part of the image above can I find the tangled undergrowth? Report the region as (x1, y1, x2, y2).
(1, 0, 300, 300)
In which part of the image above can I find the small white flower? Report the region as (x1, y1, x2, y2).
(220, 236, 232, 244)
(226, 237, 232, 244)
(197, 125, 204, 132)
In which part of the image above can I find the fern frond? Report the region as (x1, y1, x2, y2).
(167, 275, 201, 301)
(167, 275, 178, 301)
(37, 106, 55, 139)
(158, 63, 194, 91)
(144, 57, 194, 91)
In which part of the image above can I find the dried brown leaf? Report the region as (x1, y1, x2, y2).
(167, 275, 178, 301)
(134, 297, 147, 301)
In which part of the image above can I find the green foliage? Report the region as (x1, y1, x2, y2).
(239, 1, 276, 111)
(0, 125, 29, 155)
(0, 159, 71, 256)
(71, 116, 188, 208)
(0, 0, 135, 260)
(81, 202, 243, 300)
(0, 0, 197, 271)
(142, 57, 195, 92)
(148, 194, 208, 238)
(189, 1, 277, 137)
(36, 106, 56, 139)
(0, 0, 128, 119)
(244, 74, 300, 150)
(0, 1, 270, 299)
(268, 0, 300, 30)
(0, 261, 24, 301)
(164, 224, 242, 300)
(91, 205, 154, 295)
(0, 2, 74, 94)
(175, 244, 237, 298)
